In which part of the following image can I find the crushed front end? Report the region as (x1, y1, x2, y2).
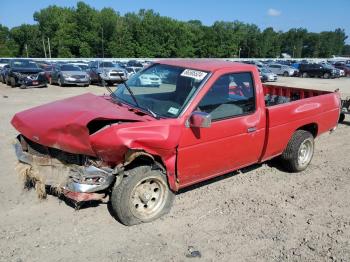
(14, 135, 117, 203)
(14, 72, 47, 88)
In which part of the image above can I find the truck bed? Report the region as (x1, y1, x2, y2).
(263, 84, 332, 107)
(260, 84, 340, 162)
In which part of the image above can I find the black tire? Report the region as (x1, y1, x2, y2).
(5, 76, 10, 86)
(10, 77, 16, 88)
(283, 71, 289, 77)
(302, 72, 308, 78)
(110, 165, 175, 226)
(339, 113, 345, 123)
(323, 72, 330, 79)
(100, 78, 106, 87)
(280, 130, 314, 172)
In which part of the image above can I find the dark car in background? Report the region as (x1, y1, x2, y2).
(299, 63, 337, 79)
(50, 64, 90, 87)
(38, 63, 55, 82)
(6, 60, 47, 88)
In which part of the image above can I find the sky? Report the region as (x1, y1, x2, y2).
(0, 0, 349, 43)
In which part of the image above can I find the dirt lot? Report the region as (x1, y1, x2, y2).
(0, 77, 349, 262)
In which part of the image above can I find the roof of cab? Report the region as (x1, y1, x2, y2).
(156, 59, 256, 72)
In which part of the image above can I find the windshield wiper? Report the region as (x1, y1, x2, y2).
(105, 85, 120, 103)
(117, 73, 159, 119)
(116, 73, 140, 107)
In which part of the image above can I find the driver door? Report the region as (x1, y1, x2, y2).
(177, 72, 265, 187)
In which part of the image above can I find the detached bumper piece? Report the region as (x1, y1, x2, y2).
(14, 136, 116, 204)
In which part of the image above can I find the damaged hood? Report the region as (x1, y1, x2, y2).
(11, 93, 150, 155)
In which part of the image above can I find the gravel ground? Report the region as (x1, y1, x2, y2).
(0, 77, 349, 262)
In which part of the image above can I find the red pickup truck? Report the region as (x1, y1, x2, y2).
(12, 60, 341, 225)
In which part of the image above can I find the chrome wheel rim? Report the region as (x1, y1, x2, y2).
(130, 176, 167, 220)
(298, 139, 313, 167)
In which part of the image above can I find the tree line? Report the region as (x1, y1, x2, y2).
(0, 2, 349, 58)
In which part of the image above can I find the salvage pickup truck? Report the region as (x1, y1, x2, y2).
(12, 59, 341, 226)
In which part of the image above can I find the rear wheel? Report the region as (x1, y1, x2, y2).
(110, 165, 175, 226)
(283, 71, 289, 77)
(302, 72, 308, 78)
(280, 130, 314, 172)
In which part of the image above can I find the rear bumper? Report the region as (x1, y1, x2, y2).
(14, 139, 115, 201)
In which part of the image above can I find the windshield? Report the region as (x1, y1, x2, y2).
(0, 59, 10, 63)
(61, 64, 82, 71)
(100, 62, 117, 68)
(113, 64, 209, 118)
(261, 68, 272, 73)
(77, 64, 89, 70)
(11, 60, 38, 69)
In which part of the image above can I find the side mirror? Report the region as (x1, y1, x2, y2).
(186, 111, 211, 128)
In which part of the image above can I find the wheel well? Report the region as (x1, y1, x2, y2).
(124, 151, 166, 173)
(297, 123, 318, 137)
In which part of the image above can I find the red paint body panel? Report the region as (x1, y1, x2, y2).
(11, 60, 341, 192)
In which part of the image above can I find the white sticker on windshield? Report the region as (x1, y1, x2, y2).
(168, 107, 179, 115)
(181, 69, 207, 81)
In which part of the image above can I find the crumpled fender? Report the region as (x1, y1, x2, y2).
(89, 119, 183, 191)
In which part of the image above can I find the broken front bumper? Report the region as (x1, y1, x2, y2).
(14, 139, 116, 200)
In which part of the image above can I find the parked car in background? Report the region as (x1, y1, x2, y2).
(0, 58, 10, 69)
(267, 64, 298, 77)
(50, 64, 90, 87)
(6, 59, 47, 88)
(333, 63, 350, 77)
(299, 63, 337, 79)
(127, 60, 143, 68)
(134, 72, 162, 86)
(71, 63, 90, 72)
(0, 64, 10, 83)
(259, 67, 278, 82)
(38, 63, 55, 82)
(126, 66, 142, 78)
(88, 61, 127, 86)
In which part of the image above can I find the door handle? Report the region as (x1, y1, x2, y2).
(247, 127, 257, 133)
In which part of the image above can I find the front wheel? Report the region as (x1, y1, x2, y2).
(323, 72, 330, 79)
(283, 71, 289, 77)
(110, 166, 175, 226)
(58, 77, 64, 87)
(280, 130, 314, 172)
(10, 77, 16, 88)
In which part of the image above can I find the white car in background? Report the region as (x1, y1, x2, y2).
(259, 67, 278, 82)
(136, 73, 162, 86)
(126, 66, 142, 78)
(267, 64, 298, 77)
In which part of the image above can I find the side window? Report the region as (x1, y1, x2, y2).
(198, 72, 255, 121)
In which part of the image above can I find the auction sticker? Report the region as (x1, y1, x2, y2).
(168, 107, 179, 115)
(181, 69, 207, 81)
